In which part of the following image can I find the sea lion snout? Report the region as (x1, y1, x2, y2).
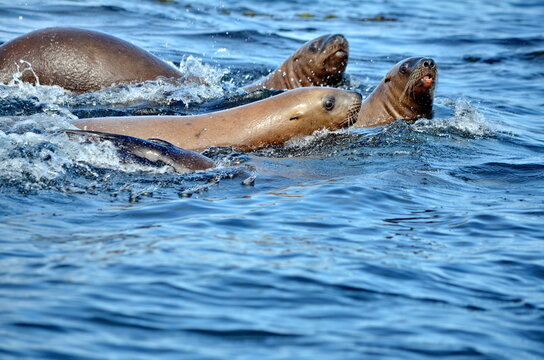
(413, 58, 437, 88)
(421, 58, 435, 69)
(324, 34, 349, 56)
(346, 92, 363, 126)
(326, 34, 348, 47)
(414, 57, 437, 72)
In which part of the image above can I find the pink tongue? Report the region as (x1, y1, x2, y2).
(422, 76, 434, 87)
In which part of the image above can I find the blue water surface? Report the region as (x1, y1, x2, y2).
(0, 1, 543, 359)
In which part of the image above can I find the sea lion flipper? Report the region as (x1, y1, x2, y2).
(147, 138, 177, 147)
(62, 129, 120, 141)
(63, 130, 214, 172)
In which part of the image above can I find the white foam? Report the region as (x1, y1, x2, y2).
(0, 56, 230, 108)
(413, 98, 494, 137)
(284, 128, 344, 149)
(0, 114, 178, 189)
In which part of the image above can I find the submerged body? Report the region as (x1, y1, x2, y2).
(72, 87, 362, 151)
(355, 57, 437, 127)
(244, 34, 349, 91)
(64, 130, 215, 172)
(0, 27, 182, 92)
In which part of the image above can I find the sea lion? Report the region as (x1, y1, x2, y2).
(244, 34, 349, 91)
(354, 57, 437, 127)
(64, 129, 215, 172)
(0, 28, 348, 93)
(72, 87, 362, 151)
(0, 27, 183, 92)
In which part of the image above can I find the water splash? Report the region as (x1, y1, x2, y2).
(76, 57, 230, 107)
(283, 128, 344, 149)
(0, 114, 182, 193)
(0, 56, 230, 114)
(413, 98, 494, 138)
(0, 112, 252, 195)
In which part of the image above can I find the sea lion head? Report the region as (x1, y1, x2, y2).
(384, 57, 437, 118)
(253, 87, 361, 147)
(355, 57, 437, 127)
(286, 34, 349, 87)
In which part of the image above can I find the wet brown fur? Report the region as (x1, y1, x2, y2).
(355, 57, 437, 128)
(0, 28, 183, 92)
(72, 87, 362, 152)
(244, 34, 349, 91)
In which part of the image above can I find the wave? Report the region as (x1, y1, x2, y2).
(412, 98, 495, 138)
(0, 56, 229, 119)
(0, 113, 250, 195)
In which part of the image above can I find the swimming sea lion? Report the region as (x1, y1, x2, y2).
(0, 28, 348, 93)
(244, 34, 349, 92)
(0, 27, 183, 92)
(354, 57, 437, 127)
(64, 129, 215, 172)
(72, 87, 362, 151)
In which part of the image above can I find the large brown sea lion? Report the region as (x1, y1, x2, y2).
(64, 129, 215, 172)
(72, 87, 362, 151)
(0, 27, 182, 92)
(354, 57, 437, 127)
(0, 28, 348, 93)
(244, 34, 348, 91)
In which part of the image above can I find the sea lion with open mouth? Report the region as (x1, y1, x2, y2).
(354, 57, 437, 127)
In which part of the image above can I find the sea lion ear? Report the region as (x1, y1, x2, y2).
(289, 112, 303, 121)
(384, 77, 391, 83)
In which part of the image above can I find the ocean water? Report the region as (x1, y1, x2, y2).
(0, 1, 543, 359)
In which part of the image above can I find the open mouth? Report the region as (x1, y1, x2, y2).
(421, 75, 435, 88)
(324, 50, 348, 71)
(334, 50, 347, 58)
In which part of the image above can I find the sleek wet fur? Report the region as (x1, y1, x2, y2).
(355, 57, 437, 127)
(0, 28, 183, 92)
(72, 87, 362, 151)
(0, 28, 349, 93)
(64, 130, 215, 172)
(244, 34, 349, 91)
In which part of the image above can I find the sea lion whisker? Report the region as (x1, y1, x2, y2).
(402, 68, 423, 103)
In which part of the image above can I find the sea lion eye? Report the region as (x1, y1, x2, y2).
(323, 96, 336, 110)
(309, 43, 318, 53)
(399, 63, 409, 74)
